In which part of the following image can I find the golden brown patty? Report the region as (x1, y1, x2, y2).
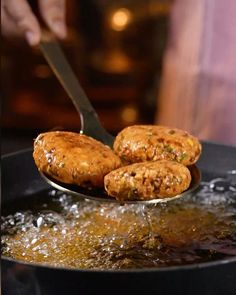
(33, 131, 121, 188)
(104, 160, 191, 201)
(113, 125, 201, 166)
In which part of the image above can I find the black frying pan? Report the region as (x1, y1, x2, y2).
(2, 141, 236, 295)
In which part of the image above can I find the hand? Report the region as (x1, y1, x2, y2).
(1, 0, 67, 46)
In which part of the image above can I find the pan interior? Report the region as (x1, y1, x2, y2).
(1, 171, 236, 270)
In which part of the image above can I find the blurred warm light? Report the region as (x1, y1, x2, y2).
(121, 106, 138, 123)
(111, 8, 132, 31)
(91, 49, 132, 73)
(33, 64, 52, 78)
(13, 92, 41, 114)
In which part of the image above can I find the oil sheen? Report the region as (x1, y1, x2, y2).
(1, 173, 236, 269)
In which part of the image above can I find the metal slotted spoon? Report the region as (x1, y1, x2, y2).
(39, 35, 201, 204)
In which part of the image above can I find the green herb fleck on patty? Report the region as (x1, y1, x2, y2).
(179, 153, 188, 162)
(164, 145, 174, 153)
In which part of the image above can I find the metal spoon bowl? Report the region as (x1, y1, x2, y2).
(39, 35, 201, 204)
(41, 165, 201, 204)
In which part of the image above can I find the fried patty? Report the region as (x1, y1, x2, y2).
(33, 131, 121, 188)
(113, 125, 201, 166)
(104, 160, 191, 201)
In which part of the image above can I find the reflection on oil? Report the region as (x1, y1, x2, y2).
(1, 173, 236, 269)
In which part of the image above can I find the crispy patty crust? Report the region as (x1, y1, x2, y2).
(33, 131, 121, 188)
(104, 160, 191, 201)
(113, 125, 201, 166)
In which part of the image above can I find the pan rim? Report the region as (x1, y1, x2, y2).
(2, 254, 236, 273)
(2, 145, 236, 273)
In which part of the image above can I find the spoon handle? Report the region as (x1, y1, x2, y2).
(39, 37, 114, 146)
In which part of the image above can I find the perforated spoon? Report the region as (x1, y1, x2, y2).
(39, 36, 201, 204)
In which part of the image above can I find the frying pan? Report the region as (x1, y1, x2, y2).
(2, 141, 236, 295)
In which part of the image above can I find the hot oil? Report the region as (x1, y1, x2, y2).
(1, 173, 236, 269)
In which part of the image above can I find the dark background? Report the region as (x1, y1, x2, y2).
(2, 0, 170, 154)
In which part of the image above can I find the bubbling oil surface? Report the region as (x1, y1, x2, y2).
(2, 173, 236, 269)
